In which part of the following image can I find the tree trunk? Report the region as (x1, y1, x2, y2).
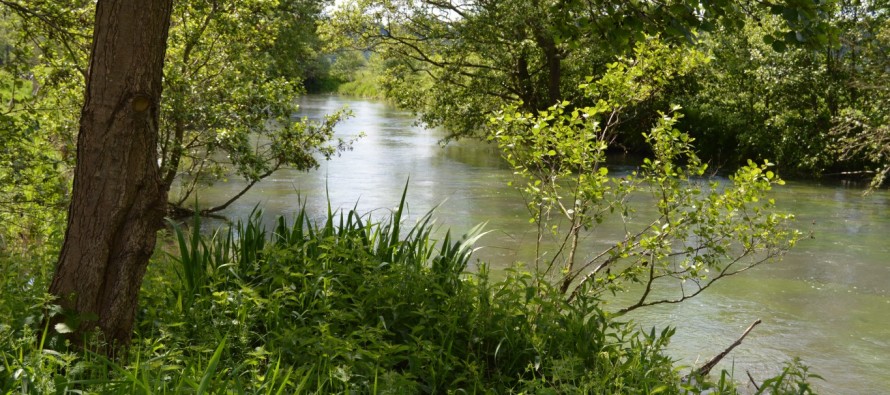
(49, 0, 173, 349)
(516, 53, 536, 110)
(536, 35, 561, 107)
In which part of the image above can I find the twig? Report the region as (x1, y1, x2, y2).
(696, 319, 762, 377)
(746, 370, 761, 391)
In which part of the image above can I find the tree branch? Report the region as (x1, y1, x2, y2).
(695, 319, 762, 377)
(200, 166, 279, 215)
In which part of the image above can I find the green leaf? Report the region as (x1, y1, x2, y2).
(198, 339, 227, 394)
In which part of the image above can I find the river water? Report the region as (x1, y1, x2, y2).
(192, 95, 890, 394)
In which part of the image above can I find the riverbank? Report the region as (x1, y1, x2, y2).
(2, 193, 823, 392)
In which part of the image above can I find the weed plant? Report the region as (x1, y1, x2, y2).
(0, 191, 817, 393)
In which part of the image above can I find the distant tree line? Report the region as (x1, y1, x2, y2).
(326, 0, 889, 181)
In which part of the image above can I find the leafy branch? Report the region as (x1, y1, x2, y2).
(492, 38, 800, 312)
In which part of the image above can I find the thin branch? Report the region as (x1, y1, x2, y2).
(0, 0, 87, 77)
(386, 33, 508, 73)
(424, 0, 470, 19)
(695, 319, 762, 377)
(201, 166, 279, 214)
(616, 247, 777, 314)
(746, 370, 762, 392)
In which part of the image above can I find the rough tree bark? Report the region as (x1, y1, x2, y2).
(49, 0, 174, 348)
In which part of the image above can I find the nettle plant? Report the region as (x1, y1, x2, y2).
(491, 38, 800, 314)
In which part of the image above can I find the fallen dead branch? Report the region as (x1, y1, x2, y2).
(696, 319, 762, 377)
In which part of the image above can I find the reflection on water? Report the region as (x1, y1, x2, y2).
(190, 95, 890, 394)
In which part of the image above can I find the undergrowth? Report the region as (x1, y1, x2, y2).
(0, 192, 818, 393)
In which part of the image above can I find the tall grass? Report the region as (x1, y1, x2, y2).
(0, 192, 819, 393)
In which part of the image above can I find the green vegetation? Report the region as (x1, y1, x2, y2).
(0, 70, 32, 104)
(1, 0, 885, 392)
(0, 0, 348, 222)
(0, 38, 817, 393)
(829, 2, 890, 190)
(674, 1, 889, 178)
(325, 0, 888, 178)
(1, 192, 816, 393)
(490, 39, 799, 311)
(158, 0, 359, 216)
(337, 74, 383, 98)
(329, 52, 387, 99)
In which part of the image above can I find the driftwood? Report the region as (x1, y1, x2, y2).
(696, 319, 762, 377)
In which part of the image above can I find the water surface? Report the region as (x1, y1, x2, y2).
(191, 95, 890, 394)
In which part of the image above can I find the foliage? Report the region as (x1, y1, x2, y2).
(332, 52, 388, 99)
(829, 0, 890, 190)
(0, 1, 833, 393)
(675, 1, 889, 177)
(325, 0, 836, 141)
(0, 193, 666, 393)
(491, 39, 800, 313)
(158, 0, 354, 215)
(0, 5, 76, 261)
(0, 0, 348, 222)
(754, 358, 823, 395)
(0, 111, 67, 257)
(0, 190, 822, 393)
(323, 0, 887, 179)
(677, 8, 848, 175)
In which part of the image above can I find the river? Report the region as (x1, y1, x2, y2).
(191, 95, 890, 394)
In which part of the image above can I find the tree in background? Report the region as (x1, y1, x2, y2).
(0, 0, 90, 280)
(676, 0, 889, 177)
(830, 0, 889, 189)
(326, 0, 834, 143)
(677, 12, 839, 173)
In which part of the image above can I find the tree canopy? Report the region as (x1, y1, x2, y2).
(0, 0, 349, 235)
(326, 0, 837, 141)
